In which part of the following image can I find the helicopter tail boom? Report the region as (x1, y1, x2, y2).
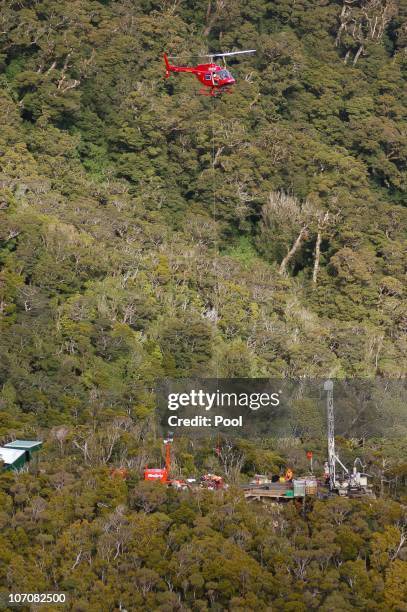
(164, 53, 198, 77)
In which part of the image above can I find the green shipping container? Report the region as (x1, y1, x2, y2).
(0, 448, 28, 471)
(4, 440, 42, 459)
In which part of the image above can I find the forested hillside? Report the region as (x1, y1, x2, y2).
(0, 1, 406, 609)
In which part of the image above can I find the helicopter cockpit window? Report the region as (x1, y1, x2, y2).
(218, 70, 231, 79)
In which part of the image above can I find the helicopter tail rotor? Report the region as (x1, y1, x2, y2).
(163, 53, 171, 78)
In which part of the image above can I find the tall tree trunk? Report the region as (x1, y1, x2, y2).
(312, 212, 329, 285)
(312, 231, 322, 285)
(353, 44, 364, 65)
(279, 226, 308, 276)
(204, 1, 215, 36)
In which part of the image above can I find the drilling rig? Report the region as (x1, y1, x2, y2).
(324, 380, 373, 498)
(143, 433, 192, 489)
(144, 434, 173, 483)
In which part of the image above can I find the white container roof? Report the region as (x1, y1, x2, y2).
(0, 447, 26, 465)
(4, 440, 42, 449)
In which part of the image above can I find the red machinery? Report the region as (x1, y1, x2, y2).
(144, 467, 168, 483)
(164, 49, 256, 96)
(200, 473, 225, 490)
(144, 436, 172, 484)
(144, 437, 224, 491)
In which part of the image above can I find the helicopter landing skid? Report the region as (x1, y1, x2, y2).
(199, 87, 233, 97)
(198, 88, 220, 97)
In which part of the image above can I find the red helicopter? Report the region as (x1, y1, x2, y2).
(163, 50, 256, 96)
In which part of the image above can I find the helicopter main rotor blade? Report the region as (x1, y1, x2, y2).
(213, 49, 256, 58)
(166, 49, 256, 61)
(198, 49, 256, 58)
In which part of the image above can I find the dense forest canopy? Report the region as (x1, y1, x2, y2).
(0, 0, 406, 411)
(0, 0, 406, 609)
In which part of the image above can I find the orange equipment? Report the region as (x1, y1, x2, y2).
(110, 467, 129, 480)
(144, 435, 173, 484)
(306, 450, 314, 474)
(165, 439, 171, 474)
(144, 467, 168, 483)
(285, 468, 293, 481)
